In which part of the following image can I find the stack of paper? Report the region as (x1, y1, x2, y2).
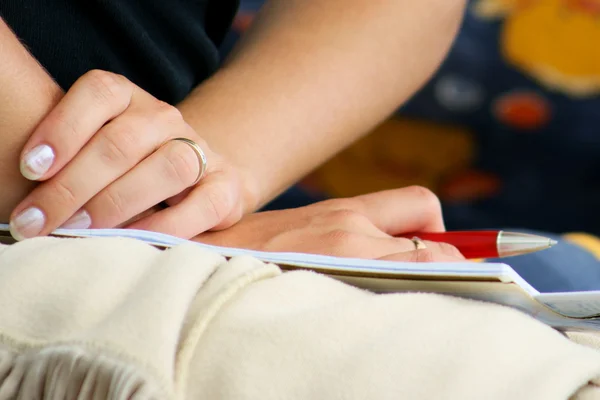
(1, 224, 599, 331)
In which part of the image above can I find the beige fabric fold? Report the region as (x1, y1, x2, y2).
(0, 236, 600, 399)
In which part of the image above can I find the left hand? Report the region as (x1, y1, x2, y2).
(10, 70, 255, 240)
(196, 187, 465, 262)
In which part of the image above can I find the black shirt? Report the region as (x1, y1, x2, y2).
(0, 0, 239, 104)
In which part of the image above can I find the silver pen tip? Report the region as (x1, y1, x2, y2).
(497, 232, 559, 257)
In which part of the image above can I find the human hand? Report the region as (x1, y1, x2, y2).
(9, 70, 256, 240)
(196, 186, 465, 262)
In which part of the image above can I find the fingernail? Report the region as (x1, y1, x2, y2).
(61, 210, 92, 229)
(20, 144, 55, 180)
(9, 207, 45, 241)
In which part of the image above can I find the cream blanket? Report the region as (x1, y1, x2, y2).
(0, 236, 600, 399)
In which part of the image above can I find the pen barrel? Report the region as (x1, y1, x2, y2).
(408, 231, 500, 259)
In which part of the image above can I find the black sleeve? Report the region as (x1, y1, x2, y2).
(1, 0, 239, 104)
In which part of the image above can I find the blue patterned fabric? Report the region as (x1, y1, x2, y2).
(226, 0, 600, 291)
(402, 3, 600, 236)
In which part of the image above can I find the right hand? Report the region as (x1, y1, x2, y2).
(196, 186, 465, 262)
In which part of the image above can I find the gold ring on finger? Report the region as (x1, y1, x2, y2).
(411, 236, 427, 250)
(164, 137, 207, 186)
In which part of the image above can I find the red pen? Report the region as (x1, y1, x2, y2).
(399, 230, 557, 259)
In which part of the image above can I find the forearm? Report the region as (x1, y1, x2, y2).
(0, 19, 62, 221)
(177, 0, 466, 211)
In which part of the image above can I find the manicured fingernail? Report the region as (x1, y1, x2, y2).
(20, 144, 55, 180)
(9, 207, 45, 241)
(61, 210, 92, 229)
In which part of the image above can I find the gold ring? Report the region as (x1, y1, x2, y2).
(411, 236, 427, 250)
(165, 137, 207, 186)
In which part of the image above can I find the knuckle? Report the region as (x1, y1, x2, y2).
(162, 145, 199, 185)
(201, 183, 233, 225)
(405, 185, 440, 207)
(323, 229, 359, 250)
(414, 249, 436, 263)
(98, 126, 136, 165)
(46, 109, 80, 140)
(326, 209, 358, 222)
(405, 185, 442, 216)
(324, 209, 369, 229)
(47, 180, 78, 209)
(83, 69, 129, 105)
(155, 101, 183, 123)
(319, 197, 361, 212)
(101, 187, 128, 218)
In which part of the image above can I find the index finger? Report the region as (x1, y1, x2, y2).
(19, 70, 134, 181)
(351, 186, 445, 235)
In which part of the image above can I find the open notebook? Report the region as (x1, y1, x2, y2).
(1, 224, 599, 331)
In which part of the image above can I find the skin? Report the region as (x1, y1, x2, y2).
(0, 0, 466, 261)
(197, 186, 466, 262)
(179, 0, 467, 208)
(0, 19, 63, 222)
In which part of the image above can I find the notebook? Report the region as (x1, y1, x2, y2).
(1, 223, 599, 331)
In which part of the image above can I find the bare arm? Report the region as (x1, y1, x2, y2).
(1, 0, 465, 230)
(0, 19, 62, 221)
(178, 0, 466, 211)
